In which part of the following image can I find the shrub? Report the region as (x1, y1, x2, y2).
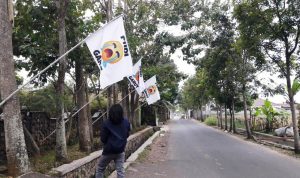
(204, 117, 217, 126)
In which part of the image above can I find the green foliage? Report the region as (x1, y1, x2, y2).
(120, 0, 186, 104)
(13, 0, 103, 85)
(90, 96, 107, 111)
(19, 85, 74, 116)
(254, 100, 282, 132)
(255, 100, 278, 123)
(180, 69, 208, 110)
(234, 0, 300, 82)
(292, 79, 300, 96)
(204, 117, 217, 126)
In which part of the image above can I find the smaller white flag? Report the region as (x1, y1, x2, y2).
(86, 16, 133, 89)
(144, 76, 160, 105)
(127, 59, 145, 95)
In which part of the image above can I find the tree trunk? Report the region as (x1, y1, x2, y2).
(287, 75, 300, 153)
(55, 0, 68, 162)
(225, 104, 228, 130)
(113, 84, 118, 103)
(121, 84, 129, 119)
(216, 106, 220, 127)
(200, 105, 203, 121)
(0, 1, 31, 175)
(23, 125, 40, 155)
(220, 106, 223, 129)
(243, 84, 252, 139)
(229, 109, 232, 132)
(85, 78, 94, 148)
(249, 106, 253, 130)
(75, 61, 92, 153)
(89, 75, 102, 107)
(130, 91, 139, 129)
(135, 101, 141, 127)
(232, 100, 237, 133)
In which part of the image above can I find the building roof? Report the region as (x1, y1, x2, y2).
(253, 98, 297, 110)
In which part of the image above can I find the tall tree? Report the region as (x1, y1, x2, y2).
(75, 60, 92, 153)
(13, 0, 97, 154)
(0, 0, 31, 175)
(55, 0, 68, 162)
(181, 70, 209, 121)
(235, 0, 300, 153)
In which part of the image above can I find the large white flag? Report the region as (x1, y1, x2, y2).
(144, 76, 160, 105)
(127, 59, 145, 95)
(86, 16, 133, 89)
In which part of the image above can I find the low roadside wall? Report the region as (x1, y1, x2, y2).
(50, 127, 156, 178)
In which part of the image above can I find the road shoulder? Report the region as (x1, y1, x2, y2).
(125, 127, 171, 178)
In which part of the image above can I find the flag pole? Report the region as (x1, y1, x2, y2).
(134, 102, 147, 111)
(0, 40, 86, 107)
(0, 14, 124, 107)
(41, 87, 134, 144)
(71, 87, 108, 118)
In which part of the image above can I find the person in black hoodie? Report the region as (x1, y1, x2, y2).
(95, 104, 131, 178)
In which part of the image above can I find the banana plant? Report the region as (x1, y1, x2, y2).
(292, 79, 300, 96)
(255, 100, 279, 132)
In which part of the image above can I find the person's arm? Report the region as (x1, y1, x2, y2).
(100, 123, 109, 144)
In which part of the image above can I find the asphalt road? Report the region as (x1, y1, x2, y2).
(127, 119, 300, 178)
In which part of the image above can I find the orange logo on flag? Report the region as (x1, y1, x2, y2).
(101, 41, 124, 67)
(147, 85, 156, 95)
(134, 71, 140, 83)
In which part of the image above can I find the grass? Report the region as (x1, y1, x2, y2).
(137, 145, 151, 162)
(30, 125, 148, 174)
(30, 144, 89, 174)
(204, 117, 217, 126)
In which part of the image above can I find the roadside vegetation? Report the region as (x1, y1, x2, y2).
(177, 0, 300, 153)
(204, 117, 217, 126)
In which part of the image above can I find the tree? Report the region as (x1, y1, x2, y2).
(181, 70, 209, 121)
(55, 0, 69, 162)
(13, 0, 98, 154)
(234, 0, 300, 153)
(0, 0, 31, 175)
(113, 0, 186, 127)
(75, 60, 92, 153)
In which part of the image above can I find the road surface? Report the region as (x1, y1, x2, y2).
(126, 119, 300, 178)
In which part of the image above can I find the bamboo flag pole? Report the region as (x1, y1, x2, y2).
(41, 88, 135, 144)
(0, 14, 124, 107)
(134, 102, 147, 111)
(40, 87, 108, 143)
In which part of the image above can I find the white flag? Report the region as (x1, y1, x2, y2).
(127, 59, 145, 95)
(144, 76, 160, 105)
(86, 16, 133, 89)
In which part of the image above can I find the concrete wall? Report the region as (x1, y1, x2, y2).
(50, 127, 155, 178)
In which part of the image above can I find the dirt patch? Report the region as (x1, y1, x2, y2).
(125, 129, 170, 178)
(137, 131, 169, 163)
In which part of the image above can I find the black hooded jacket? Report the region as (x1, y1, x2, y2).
(100, 118, 131, 155)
